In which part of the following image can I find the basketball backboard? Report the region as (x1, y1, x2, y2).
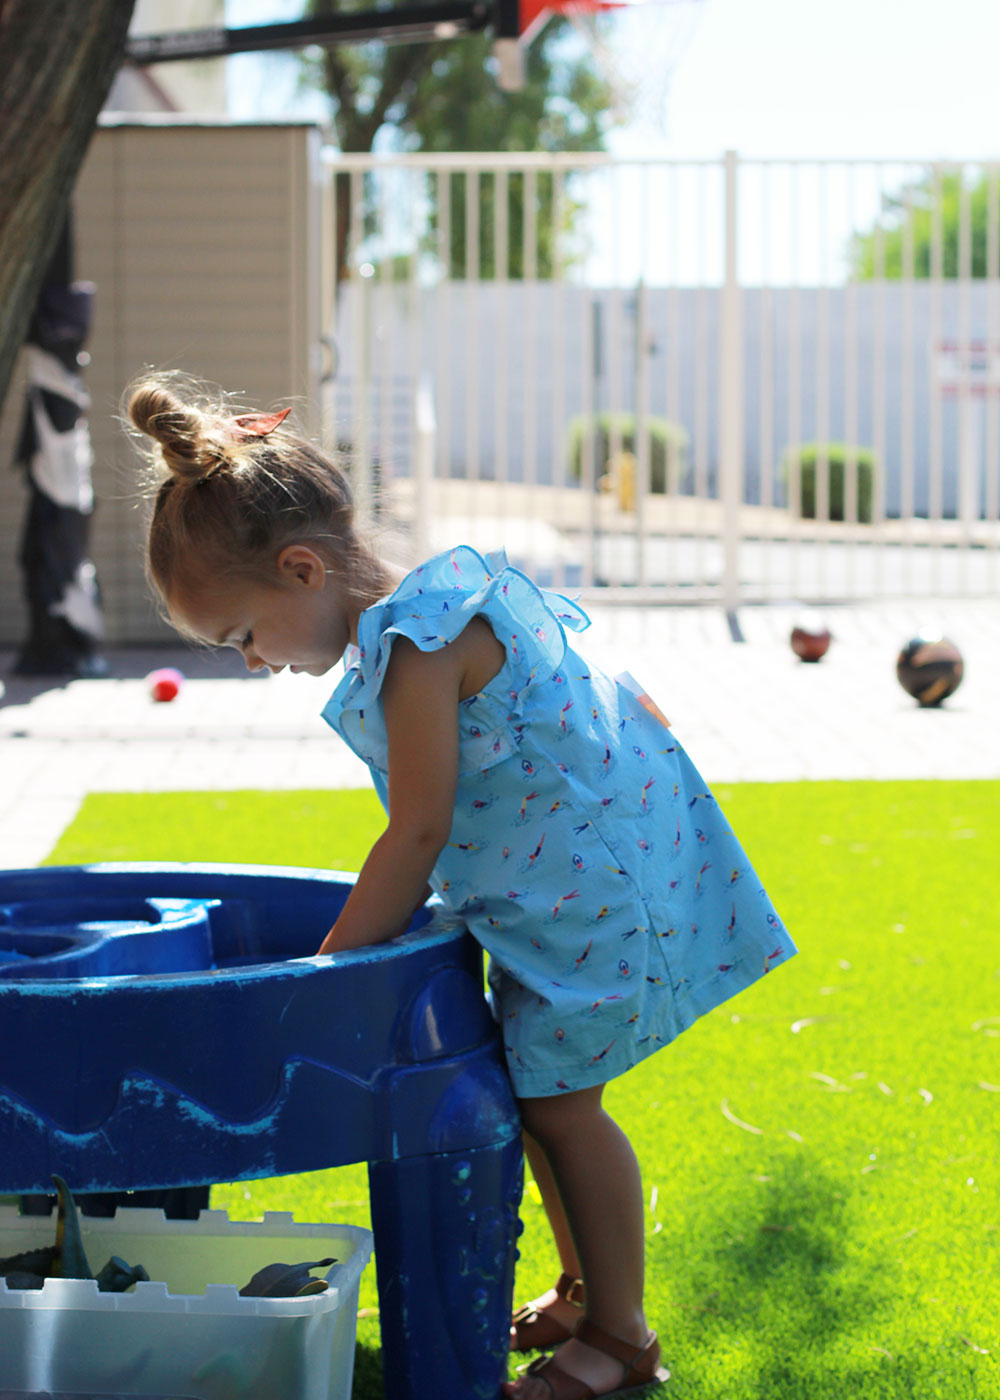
(125, 1, 703, 116)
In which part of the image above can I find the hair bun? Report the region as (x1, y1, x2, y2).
(127, 379, 223, 483)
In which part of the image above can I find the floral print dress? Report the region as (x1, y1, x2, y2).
(321, 546, 797, 1098)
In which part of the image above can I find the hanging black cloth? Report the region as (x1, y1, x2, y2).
(12, 216, 106, 677)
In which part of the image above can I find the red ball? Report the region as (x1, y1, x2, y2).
(147, 667, 184, 702)
(790, 616, 832, 663)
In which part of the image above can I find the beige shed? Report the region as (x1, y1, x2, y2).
(0, 117, 330, 646)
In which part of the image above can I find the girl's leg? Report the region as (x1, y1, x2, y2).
(505, 1083, 651, 1399)
(523, 1129, 580, 1277)
(511, 1131, 584, 1339)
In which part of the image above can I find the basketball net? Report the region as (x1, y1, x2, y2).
(495, 0, 706, 129)
(561, 0, 707, 133)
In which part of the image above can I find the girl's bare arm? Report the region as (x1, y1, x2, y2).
(317, 627, 487, 954)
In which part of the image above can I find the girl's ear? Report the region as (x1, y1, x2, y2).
(276, 544, 326, 589)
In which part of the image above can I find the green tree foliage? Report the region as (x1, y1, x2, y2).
(305, 0, 616, 280)
(849, 169, 999, 280)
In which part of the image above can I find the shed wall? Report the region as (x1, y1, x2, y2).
(0, 120, 327, 646)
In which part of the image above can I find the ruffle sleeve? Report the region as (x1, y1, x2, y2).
(321, 545, 589, 775)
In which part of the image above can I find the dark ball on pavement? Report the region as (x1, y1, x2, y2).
(790, 614, 832, 662)
(895, 634, 964, 707)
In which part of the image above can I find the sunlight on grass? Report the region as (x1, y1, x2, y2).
(47, 781, 1000, 1398)
(47, 789, 387, 871)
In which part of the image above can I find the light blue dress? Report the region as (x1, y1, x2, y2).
(322, 546, 796, 1098)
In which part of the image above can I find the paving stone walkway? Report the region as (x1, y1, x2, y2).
(1, 598, 996, 868)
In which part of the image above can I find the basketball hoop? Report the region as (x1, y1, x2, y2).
(494, 0, 706, 129)
(562, 0, 706, 131)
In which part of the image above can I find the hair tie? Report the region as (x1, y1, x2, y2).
(228, 407, 291, 440)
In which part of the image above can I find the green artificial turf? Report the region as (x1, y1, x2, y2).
(46, 781, 1000, 1398)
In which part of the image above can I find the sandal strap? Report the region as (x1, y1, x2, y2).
(521, 1353, 597, 1400)
(510, 1276, 585, 1352)
(511, 1273, 584, 1328)
(574, 1320, 662, 1385)
(555, 1272, 586, 1307)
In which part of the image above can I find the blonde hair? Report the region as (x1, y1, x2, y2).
(124, 371, 385, 610)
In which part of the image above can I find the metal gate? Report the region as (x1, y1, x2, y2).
(325, 150, 1000, 604)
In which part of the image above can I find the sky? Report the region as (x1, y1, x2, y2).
(225, 0, 1000, 162)
(222, 0, 999, 286)
(652, 0, 999, 161)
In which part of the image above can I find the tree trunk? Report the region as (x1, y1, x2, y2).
(0, 0, 137, 410)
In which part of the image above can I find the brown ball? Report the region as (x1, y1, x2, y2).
(790, 617, 832, 663)
(896, 635, 964, 707)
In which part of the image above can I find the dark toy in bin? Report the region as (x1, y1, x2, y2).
(0, 862, 523, 1400)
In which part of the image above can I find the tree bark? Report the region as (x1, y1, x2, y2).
(0, 0, 136, 410)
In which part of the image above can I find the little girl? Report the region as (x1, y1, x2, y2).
(129, 373, 797, 1400)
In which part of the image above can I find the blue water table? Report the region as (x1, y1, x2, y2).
(0, 862, 524, 1400)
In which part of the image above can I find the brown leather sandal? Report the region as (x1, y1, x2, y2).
(507, 1319, 670, 1399)
(510, 1272, 586, 1352)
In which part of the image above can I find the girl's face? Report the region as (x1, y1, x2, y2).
(169, 546, 359, 678)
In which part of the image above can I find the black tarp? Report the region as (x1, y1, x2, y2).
(12, 216, 105, 677)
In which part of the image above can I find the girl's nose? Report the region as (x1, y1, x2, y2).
(244, 651, 266, 673)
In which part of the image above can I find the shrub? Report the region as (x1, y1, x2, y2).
(782, 442, 877, 523)
(567, 413, 690, 494)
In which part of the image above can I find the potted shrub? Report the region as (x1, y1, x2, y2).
(567, 413, 690, 496)
(782, 442, 877, 523)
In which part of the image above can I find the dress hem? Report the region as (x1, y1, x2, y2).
(505, 948, 794, 1098)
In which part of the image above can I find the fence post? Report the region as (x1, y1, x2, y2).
(413, 376, 436, 564)
(721, 149, 744, 615)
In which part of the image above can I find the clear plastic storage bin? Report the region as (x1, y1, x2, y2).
(0, 1204, 373, 1400)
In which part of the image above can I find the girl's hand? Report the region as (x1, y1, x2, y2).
(314, 639, 459, 954)
(314, 619, 503, 956)
(317, 909, 419, 955)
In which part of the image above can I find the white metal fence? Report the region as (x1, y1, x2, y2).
(324, 150, 1000, 605)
